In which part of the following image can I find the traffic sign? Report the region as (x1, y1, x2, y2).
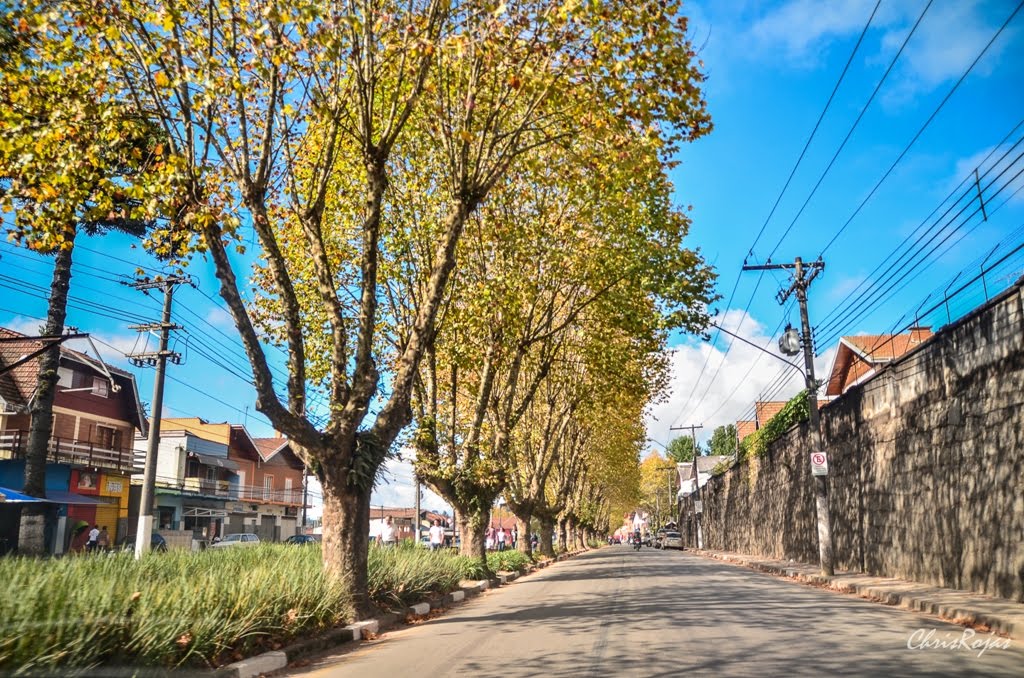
(694, 500, 703, 514)
(810, 451, 828, 476)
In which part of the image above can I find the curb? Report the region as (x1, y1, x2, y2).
(700, 551, 1022, 640)
(218, 548, 594, 677)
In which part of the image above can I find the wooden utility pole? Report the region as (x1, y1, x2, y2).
(127, 276, 186, 558)
(743, 256, 834, 576)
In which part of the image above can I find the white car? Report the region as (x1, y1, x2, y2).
(212, 533, 260, 548)
(661, 531, 683, 550)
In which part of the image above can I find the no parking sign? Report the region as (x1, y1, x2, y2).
(810, 452, 828, 476)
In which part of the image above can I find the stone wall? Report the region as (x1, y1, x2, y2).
(697, 281, 1024, 602)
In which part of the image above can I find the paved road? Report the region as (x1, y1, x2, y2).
(284, 546, 1024, 677)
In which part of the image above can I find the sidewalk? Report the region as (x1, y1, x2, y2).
(698, 549, 1024, 640)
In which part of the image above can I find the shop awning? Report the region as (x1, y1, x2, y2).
(183, 507, 228, 518)
(0, 486, 46, 503)
(189, 452, 240, 470)
(44, 490, 113, 505)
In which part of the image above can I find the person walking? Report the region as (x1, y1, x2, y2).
(377, 516, 397, 547)
(86, 524, 100, 553)
(497, 527, 507, 551)
(429, 519, 445, 551)
(511, 526, 518, 550)
(97, 526, 110, 552)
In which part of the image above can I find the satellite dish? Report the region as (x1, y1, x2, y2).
(778, 325, 802, 356)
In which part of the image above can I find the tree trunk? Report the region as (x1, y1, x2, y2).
(456, 505, 490, 574)
(516, 515, 532, 556)
(557, 517, 568, 552)
(19, 235, 75, 555)
(320, 473, 373, 618)
(539, 516, 555, 558)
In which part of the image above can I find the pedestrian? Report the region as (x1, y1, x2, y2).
(497, 527, 507, 551)
(485, 529, 494, 551)
(429, 519, 445, 551)
(97, 526, 110, 552)
(86, 524, 100, 553)
(511, 527, 518, 549)
(377, 515, 397, 547)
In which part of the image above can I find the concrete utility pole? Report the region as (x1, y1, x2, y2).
(127, 276, 186, 558)
(670, 423, 703, 548)
(414, 473, 421, 543)
(743, 256, 834, 576)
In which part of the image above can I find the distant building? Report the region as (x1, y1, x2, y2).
(0, 327, 146, 553)
(825, 327, 933, 396)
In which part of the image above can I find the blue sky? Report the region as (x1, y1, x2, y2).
(646, 0, 1024, 450)
(3, 0, 1023, 506)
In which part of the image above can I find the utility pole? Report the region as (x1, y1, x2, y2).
(127, 276, 186, 558)
(743, 256, 833, 576)
(670, 423, 703, 548)
(301, 465, 309, 531)
(414, 472, 421, 543)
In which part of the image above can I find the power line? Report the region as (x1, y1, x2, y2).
(816, 0, 1024, 257)
(672, 1, 883, 428)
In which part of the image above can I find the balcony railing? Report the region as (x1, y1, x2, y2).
(0, 429, 140, 474)
(141, 473, 306, 507)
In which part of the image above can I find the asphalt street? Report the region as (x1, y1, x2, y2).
(283, 546, 1024, 677)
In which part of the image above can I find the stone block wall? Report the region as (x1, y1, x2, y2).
(698, 282, 1024, 601)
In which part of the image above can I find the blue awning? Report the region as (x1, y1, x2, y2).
(0, 487, 46, 503)
(44, 490, 113, 505)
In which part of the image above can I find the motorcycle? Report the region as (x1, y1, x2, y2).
(633, 532, 642, 551)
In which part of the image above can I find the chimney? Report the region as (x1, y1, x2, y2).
(909, 326, 932, 343)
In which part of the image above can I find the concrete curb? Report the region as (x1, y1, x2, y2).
(217, 548, 596, 677)
(700, 550, 1023, 640)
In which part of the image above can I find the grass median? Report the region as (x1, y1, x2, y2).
(0, 542, 485, 673)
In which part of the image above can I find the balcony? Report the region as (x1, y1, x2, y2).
(143, 474, 306, 507)
(0, 429, 140, 474)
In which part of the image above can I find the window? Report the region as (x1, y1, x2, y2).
(57, 367, 74, 388)
(206, 466, 217, 482)
(95, 425, 121, 450)
(186, 458, 200, 478)
(91, 377, 109, 398)
(263, 476, 274, 501)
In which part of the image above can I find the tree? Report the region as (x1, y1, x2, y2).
(666, 435, 703, 463)
(638, 452, 674, 528)
(708, 424, 738, 458)
(0, 9, 175, 554)
(39, 0, 711, 613)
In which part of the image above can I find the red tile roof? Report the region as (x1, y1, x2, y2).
(826, 327, 932, 396)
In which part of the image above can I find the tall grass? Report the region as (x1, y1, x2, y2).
(486, 549, 532, 573)
(0, 543, 486, 673)
(368, 542, 483, 608)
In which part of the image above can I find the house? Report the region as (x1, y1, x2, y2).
(368, 506, 450, 542)
(133, 418, 308, 542)
(825, 326, 933, 396)
(676, 456, 731, 500)
(0, 327, 147, 553)
(736, 398, 830, 444)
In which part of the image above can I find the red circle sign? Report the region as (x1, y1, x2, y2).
(812, 453, 826, 465)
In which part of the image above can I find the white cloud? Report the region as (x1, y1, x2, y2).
(647, 310, 838, 448)
(746, 0, 1013, 94)
(1, 315, 46, 337)
(749, 0, 880, 63)
(949, 145, 1024, 207)
(205, 306, 236, 330)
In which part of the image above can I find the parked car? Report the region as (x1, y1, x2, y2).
(284, 534, 321, 546)
(212, 533, 260, 548)
(120, 532, 167, 553)
(661, 531, 683, 550)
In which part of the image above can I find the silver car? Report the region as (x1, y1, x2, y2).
(212, 533, 260, 548)
(661, 531, 683, 550)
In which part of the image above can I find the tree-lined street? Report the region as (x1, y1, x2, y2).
(286, 548, 1024, 677)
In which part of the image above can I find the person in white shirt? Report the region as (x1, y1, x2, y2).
(378, 516, 397, 546)
(497, 527, 507, 551)
(86, 524, 100, 553)
(428, 519, 445, 551)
